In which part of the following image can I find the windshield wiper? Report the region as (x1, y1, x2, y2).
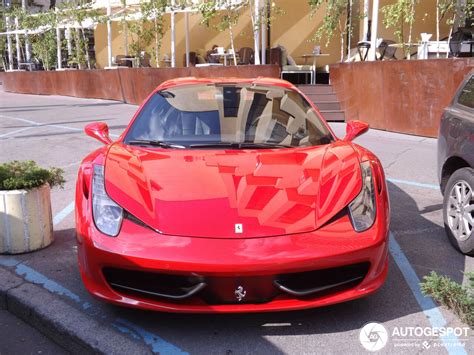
(189, 142, 292, 149)
(127, 140, 186, 149)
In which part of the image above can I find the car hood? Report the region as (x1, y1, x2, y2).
(104, 142, 362, 238)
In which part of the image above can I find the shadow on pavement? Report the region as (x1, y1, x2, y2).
(387, 181, 467, 283)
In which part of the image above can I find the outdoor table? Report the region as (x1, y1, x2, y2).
(300, 53, 329, 85)
(210, 52, 236, 66)
(18, 62, 34, 71)
(461, 40, 474, 57)
(388, 43, 420, 60)
(121, 57, 140, 68)
(160, 59, 172, 67)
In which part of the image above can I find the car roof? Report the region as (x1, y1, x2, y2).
(154, 77, 296, 92)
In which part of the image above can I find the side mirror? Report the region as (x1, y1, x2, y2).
(343, 120, 369, 142)
(84, 122, 112, 145)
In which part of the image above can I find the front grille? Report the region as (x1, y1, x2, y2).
(103, 268, 205, 301)
(274, 262, 370, 298)
(103, 262, 370, 305)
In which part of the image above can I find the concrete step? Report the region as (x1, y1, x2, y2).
(305, 93, 339, 102)
(298, 84, 334, 94)
(314, 101, 341, 111)
(320, 110, 345, 122)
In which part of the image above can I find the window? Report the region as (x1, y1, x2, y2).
(124, 83, 334, 148)
(458, 76, 474, 109)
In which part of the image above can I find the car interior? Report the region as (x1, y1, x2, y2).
(125, 84, 333, 147)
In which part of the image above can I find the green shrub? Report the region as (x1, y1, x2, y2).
(0, 161, 65, 191)
(421, 271, 474, 328)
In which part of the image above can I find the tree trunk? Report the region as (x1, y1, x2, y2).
(446, 10, 456, 58)
(229, 22, 237, 65)
(80, 27, 91, 69)
(436, 0, 440, 58)
(75, 28, 84, 70)
(407, 0, 416, 59)
(154, 17, 161, 68)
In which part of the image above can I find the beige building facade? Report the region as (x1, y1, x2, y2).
(93, 0, 454, 69)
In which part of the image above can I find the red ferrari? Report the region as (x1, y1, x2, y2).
(75, 77, 389, 313)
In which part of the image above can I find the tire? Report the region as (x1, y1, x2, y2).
(443, 167, 474, 256)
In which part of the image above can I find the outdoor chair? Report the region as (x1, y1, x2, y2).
(140, 52, 151, 67)
(114, 55, 132, 68)
(237, 47, 254, 65)
(266, 47, 282, 66)
(378, 40, 397, 60)
(449, 30, 471, 57)
(183, 52, 197, 67)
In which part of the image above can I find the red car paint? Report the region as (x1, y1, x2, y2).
(76, 77, 390, 313)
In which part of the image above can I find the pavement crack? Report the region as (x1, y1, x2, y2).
(384, 147, 412, 171)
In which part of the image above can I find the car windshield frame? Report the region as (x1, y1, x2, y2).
(123, 83, 335, 149)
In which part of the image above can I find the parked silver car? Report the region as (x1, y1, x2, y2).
(438, 69, 474, 255)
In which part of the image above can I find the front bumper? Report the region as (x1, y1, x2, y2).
(76, 207, 389, 313)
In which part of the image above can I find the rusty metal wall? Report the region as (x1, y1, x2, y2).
(330, 58, 474, 137)
(1, 65, 280, 105)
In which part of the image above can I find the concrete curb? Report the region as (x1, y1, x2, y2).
(0, 267, 152, 354)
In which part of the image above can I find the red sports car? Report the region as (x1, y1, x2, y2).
(75, 77, 389, 313)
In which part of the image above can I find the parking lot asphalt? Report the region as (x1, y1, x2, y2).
(0, 91, 473, 355)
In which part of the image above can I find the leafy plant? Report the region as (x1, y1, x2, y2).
(196, 0, 246, 65)
(381, 0, 419, 59)
(58, 1, 105, 69)
(435, 0, 456, 56)
(0, 161, 65, 191)
(10, 7, 58, 70)
(421, 271, 474, 328)
(140, 0, 167, 67)
(308, 0, 353, 62)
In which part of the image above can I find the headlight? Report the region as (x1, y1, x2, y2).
(92, 165, 123, 236)
(348, 161, 376, 232)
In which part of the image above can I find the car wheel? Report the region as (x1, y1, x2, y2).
(443, 167, 474, 255)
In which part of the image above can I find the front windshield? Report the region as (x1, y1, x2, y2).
(124, 83, 334, 148)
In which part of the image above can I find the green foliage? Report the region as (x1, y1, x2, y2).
(140, 0, 167, 66)
(196, 0, 243, 33)
(437, 0, 457, 25)
(381, 0, 418, 57)
(421, 271, 474, 328)
(308, 0, 350, 44)
(0, 161, 65, 191)
(58, 1, 105, 69)
(2, 1, 105, 70)
(127, 18, 154, 58)
(8, 7, 59, 70)
(195, 0, 246, 65)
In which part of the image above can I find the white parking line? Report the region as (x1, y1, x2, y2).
(0, 126, 36, 138)
(0, 114, 119, 138)
(53, 202, 75, 226)
(389, 233, 467, 355)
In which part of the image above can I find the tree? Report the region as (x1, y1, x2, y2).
(381, 0, 419, 59)
(13, 7, 58, 70)
(140, 0, 167, 67)
(308, 0, 353, 62)
(58, 1, 104, 69)
(196, 0, 245, 65)
(436, 0, 456, 57)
